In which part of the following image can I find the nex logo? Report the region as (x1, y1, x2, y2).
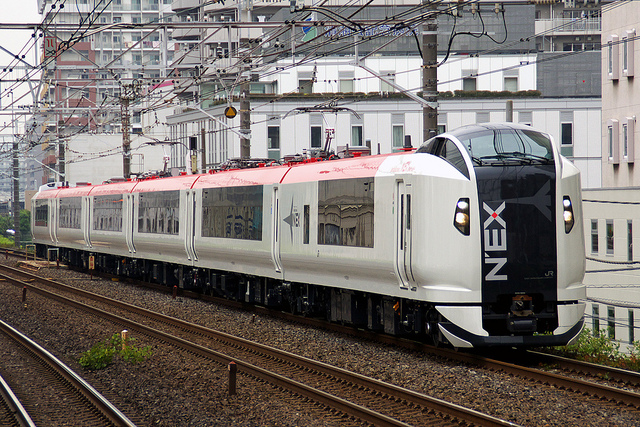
(483, 202, 507, 281)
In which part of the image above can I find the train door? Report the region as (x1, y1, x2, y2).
(124, 194, 136, 254)
(82, 196, 92, 248)
(395, 179, 416, 291)
(50, 198, 59, 243)
(271, 186, 282, 273)
(184, 190, 197, 262)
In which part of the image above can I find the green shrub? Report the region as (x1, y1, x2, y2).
(545, 328, 640, 371)
(79, 333, 152, 370)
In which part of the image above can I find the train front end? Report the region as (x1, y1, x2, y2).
(433, 123, 585, 348)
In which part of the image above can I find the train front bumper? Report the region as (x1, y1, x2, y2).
(436, 303, 585, 348)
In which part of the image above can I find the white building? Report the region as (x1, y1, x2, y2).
(582, 0, 640, 349)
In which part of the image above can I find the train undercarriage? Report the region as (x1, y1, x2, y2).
(40, 245, 444, 344)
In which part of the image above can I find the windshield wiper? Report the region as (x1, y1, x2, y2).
(479, 154, 530, 164)
(471, 156, 484, 166)
(502, 152, 554, 164)
(479, 153, 552, 165)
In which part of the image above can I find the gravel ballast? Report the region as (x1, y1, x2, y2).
(0, 260, 639, 426)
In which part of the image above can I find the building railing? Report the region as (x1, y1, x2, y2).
(535, 17, 601, 35)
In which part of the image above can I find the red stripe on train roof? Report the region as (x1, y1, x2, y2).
(281, 153, 396, 184)
(192, 165, 290, 188)
(88, 181, 138, 196)
(131, 174, 199, 192)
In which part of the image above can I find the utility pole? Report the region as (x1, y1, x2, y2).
(58, 121, 65, 180)
(239, 79, 251, 158)
(12, 137, 20, 248)
(120, 80, 142, 178)
(422, 1, 438, 142)
(201, 127, 206, 172)
(11, 89, 20, 248)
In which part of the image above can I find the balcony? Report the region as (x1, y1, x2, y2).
(173, 27, 202, 40)
(203, 26, 263, 43)
(535, 17, 601, 36)
(172, 0, 200, 13)
(204, 0, 288, 13)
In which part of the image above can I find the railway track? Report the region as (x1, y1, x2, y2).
(5, 254, 640, 420)
(0, 317, 136, 427)
(0, 263, 517, 427)
(0, 371, 35, 427)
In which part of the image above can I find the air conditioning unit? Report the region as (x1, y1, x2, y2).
(564, 0, 576, 8)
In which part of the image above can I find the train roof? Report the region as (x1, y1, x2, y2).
(281, 153, 398, 184)
(89, 181, 138, 196)
(192, 164, 290, 189)
(132, 174, 200, 193)
(32, 152, 411, 199)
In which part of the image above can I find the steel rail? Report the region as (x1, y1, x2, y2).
(0, 372, 36, 427)
(0, 319, 136, 427)
(8, 261, 640, 410)
(0, 265, 517, 427)
(525, 350, 640, 386)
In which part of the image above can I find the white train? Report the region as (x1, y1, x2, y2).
(32, 123, 586, 348)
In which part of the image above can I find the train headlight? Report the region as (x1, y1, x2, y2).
(563, 196, 574, 233)
(454, 198, 470, 236)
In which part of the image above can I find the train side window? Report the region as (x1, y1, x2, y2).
(303, 205, 310, 244)
(35, 201, 49, 227)
(138, 191, 180, 235)
(59, 197, 82, 229)
(202, 186, 263, 241)
(318, 178, 374, 248)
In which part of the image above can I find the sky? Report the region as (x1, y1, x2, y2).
(0, 0, 42, 133)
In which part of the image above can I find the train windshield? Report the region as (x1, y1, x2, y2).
(457, 128, 554, 165)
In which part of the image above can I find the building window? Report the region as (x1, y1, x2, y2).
(476, 112, 489, 123)
(504, 77, 518, 92)
(608, 35, 619, 80)
(630, 310, 635, 343)
(606, 219, 614, 255)
(267, 125, 280, 160)
(311, 126, 322, 148)
(591, 219, 598, 254)
(351, 125, 363, 146)
(624, 29, 635, 77)
(624, 117, 635, 163)
(592, 305, 600, 335)
(608, 306, 616, 340)
(623, 37, 629, 73)
(608, 119, 620, 163)
(380, 71, 395, 93)
(339, 79, 353, 93)
(561, 123, 573, 145)
(392, 125, 404, 150)
(623, 123, 629, 158)
(462, 77, 477, 91)
(629, 220, 633, 262)
(298, 79, 313, 94)
(561, 122, 573, 157)
(609, 126, 614, 159)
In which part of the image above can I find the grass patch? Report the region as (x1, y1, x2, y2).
(544, 328, 640, 371)
(79, 333, 152, 370)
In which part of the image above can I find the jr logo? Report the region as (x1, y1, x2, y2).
(483, 202, 507, 281)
